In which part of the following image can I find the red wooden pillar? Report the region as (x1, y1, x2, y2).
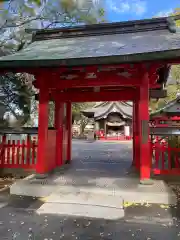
(66, 102, 72, 163)
(132, 102, 136, 167)
(55, 100, 64, 167)
(132, 100, 140, 169)
(138, 72, 152, 184)
(36, 88, 49, 175)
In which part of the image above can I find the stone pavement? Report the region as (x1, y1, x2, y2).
(2, 140, 180, 239)
(0, 194, 179, 239)
(11, 140, 176, 204)
(36, 191, 124, 220)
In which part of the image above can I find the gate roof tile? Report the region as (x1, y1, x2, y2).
(0, 16, 180, 69)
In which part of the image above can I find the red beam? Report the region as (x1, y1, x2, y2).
(52, 77, 140, 89)
(48, 75, 159, 90)
(71, 63, 141, 71)
(40, 63, 143, 75)
(55, 89, 136, 102)
(57, 62, 162, 74)
(161, 59, 180, 65)
(1, 62, 178, 77)
(0, 64, 141, 76)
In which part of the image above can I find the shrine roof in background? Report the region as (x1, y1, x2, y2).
(0, 17, 180, 69)
(81, 101, 133, 119)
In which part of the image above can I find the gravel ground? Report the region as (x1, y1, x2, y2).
(0, 203, 179, 240)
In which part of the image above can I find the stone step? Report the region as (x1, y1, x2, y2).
(36, 202, 125, 219)
(10, 173, 177, 205)
(36, 191, 124, 219)
(45, 191, 124, 209)
(47, 184, 177, 205)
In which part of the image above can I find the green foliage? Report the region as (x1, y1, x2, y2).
(0, 0, 105, 28)
(0, 0, 106, 55)
(154, 7, 180, 26)
(72, 102, 94, 120)
(150, 63, 180, 112)
(0, 73, 35, 126)
(48, 101, 54, 127)
(72, 102, 95, 134)
(47, 102, 94, 134)
(171, 8, 180, 27)
(150, 84, 179, 112)
(59, 0, 105, 24)
(29, 0, 42, 6)
(171, 65, 180, 87)
(0, 0, 105, 126)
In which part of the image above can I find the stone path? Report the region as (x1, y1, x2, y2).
(71, 140, 133, 173)
(11, 140, 176, 204)
(0, 196, 179, 239)
(3, 140, 180, 239)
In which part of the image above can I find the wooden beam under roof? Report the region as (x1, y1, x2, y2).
(35, 89, 167, 101)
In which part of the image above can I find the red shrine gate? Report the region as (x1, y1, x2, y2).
(48, 67, 152, 183)
(0, 16, 180, 184)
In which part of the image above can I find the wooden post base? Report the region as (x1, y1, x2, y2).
(35, 173, 49, 179)
(65, 160, 71, 164)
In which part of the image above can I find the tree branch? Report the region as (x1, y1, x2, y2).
(0, 0, 13, 29)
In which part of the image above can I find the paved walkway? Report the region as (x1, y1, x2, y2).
(0, 194, 178, 239)
(72, 140, 133, 173)
(3, 140, 180, 239)
(11, 140, 176, 204)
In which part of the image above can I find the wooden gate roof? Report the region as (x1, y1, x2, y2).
(0, 16, 180, 69)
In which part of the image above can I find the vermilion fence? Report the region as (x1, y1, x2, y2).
(151, 136, 180, 175)
(0, 131, 180, 176)
(0, 135, 37, 169)
(99, 135, 132, 141)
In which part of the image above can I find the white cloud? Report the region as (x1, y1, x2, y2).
(107, 0, 147, 15)
(133, 1, 146, 15)
(155, 9, 173, 17)
(120, 2, 130, 12)
(107, 0, 129, 13)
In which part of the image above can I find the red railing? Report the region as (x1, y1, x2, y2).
(150, 116, 180, 128)
(99, 135, 132, 141)
(95, 129, 132, 141)
(151, 137, 180, 175)
(0, 135, 37, 169)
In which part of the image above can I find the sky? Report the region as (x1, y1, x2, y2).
(105, 0, 180, 22)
